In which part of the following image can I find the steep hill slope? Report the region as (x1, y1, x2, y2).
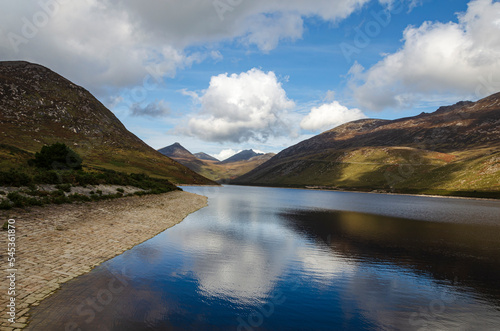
(234, 93, 500, 198)
(0, 61, 215, 185)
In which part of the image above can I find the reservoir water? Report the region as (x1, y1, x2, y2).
(27, 186, 500, 330)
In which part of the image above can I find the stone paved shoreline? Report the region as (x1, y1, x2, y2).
(0, 191, 207, 330)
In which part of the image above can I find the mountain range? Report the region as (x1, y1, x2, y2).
(234, 93, 500, 198)
(158, 144, 275, 182)
(0, 61, 215, 185)
(2, 60, 498, 198)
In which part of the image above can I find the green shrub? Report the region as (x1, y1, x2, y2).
(55, 183, 72, 192)
(68, 193, 91, 202)
(0, 169, 33, 186)
(6, 192, 41, 207)
(51, 190, 66, 198)
(52, 195, 70, 204)
(30, 143, 82, 171)
(116, 188, 125, 193)
(25, 189, 39, 196)
(0, 199, 12, 210)
(6, 192, 26, 207)
(33, 170, 60, 184)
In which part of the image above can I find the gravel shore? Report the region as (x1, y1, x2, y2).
(0, 191, 207, 330)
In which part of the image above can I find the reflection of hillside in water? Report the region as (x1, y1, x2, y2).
(281, 209, 500, 304)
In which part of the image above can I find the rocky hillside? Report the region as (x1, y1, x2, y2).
(159, 143, 275, 182)
(0, 61, 215, 185)
(234, 93, 500, 198)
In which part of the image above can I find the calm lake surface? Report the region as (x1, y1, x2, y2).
(28, 186, 500, 330)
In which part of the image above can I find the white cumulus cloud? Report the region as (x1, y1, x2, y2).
(300, 101, 367, 132)
(0, 0, 382, 94)
(182, 68, 295, 143)
(211, 149, 241, 161)
(349, 0, 500, 111)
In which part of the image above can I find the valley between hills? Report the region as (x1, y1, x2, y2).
(157, 143, 275, 183)
(1, 60, 499, 199)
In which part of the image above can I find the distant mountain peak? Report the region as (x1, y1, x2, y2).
(221, 149, 264, 164)
(158, 143, 194, 159)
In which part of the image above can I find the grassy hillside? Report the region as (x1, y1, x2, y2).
(234, 94, 500, 199)
(0, 61, 216, 185)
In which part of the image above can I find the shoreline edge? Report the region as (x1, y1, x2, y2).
(0, 191, 208, 330)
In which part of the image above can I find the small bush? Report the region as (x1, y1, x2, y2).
(116, 188, 125, 193)
(6, 192, 27, 207)
(51, 190, 66, 198)
(150, 188, 169, 195)
(55, 183, 72, 192)
(0, 169, 32, 186)
(6, 192, 41, 208)
(33, 170, 60, 184)
(52, 196, 70, 204)
(25, 189, 40, 196)
(68, 193, 91, 203)
(0, 199, 12, 210)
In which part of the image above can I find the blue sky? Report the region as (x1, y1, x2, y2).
(1, 0, 499, 160)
